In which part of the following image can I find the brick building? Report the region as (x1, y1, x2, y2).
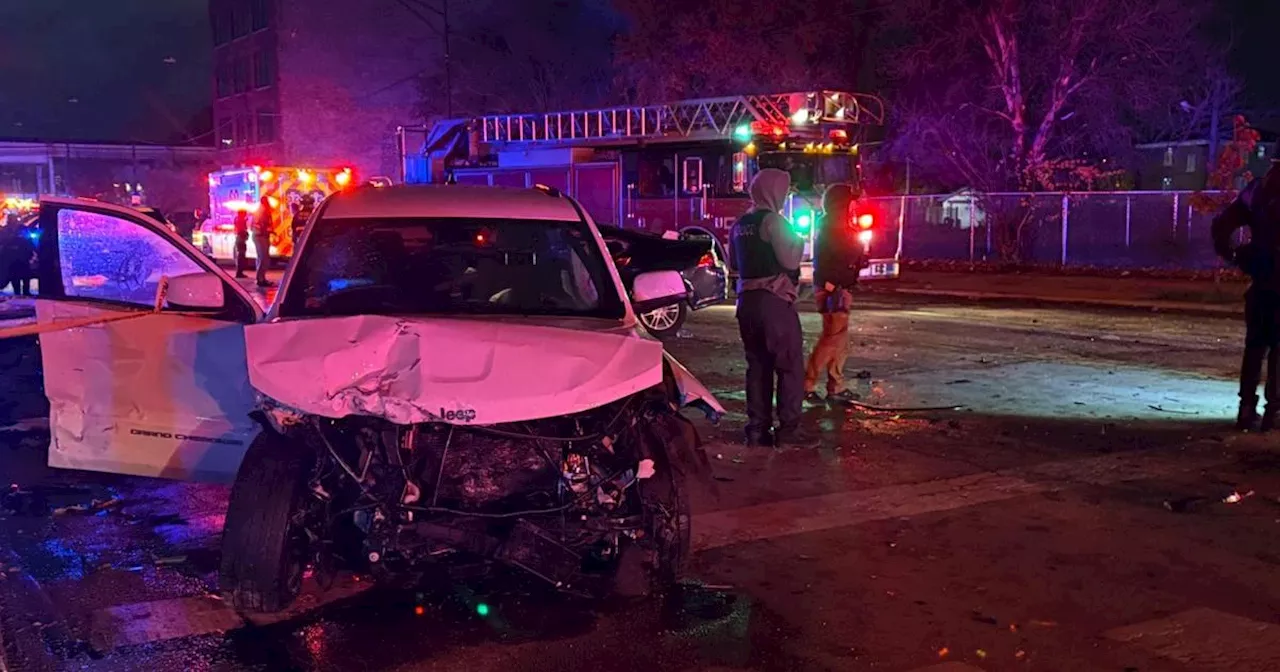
(1132, 136, 1279, 191)
(209, 0, 441, 180)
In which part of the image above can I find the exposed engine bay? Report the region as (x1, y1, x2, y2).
(270, 386, 704, 598)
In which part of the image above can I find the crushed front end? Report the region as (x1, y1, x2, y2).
(267, 387, 701, 598)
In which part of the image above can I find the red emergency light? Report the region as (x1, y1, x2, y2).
(749, 121, 788, 139)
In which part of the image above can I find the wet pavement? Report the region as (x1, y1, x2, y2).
(3, 295, 1280, 671)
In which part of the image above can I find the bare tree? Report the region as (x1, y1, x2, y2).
(884, 0, 1209, 190)
(882, 0, 1212, 260)
(413, 0, 619, 118)
(612, 0, 873, 103)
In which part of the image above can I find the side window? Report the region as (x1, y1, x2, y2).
(56, 209, 203, 306)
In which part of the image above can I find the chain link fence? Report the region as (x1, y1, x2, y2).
(867, 191, 1231, 270)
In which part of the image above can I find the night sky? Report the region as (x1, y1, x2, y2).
(0, 0, 1275, 144)
(0, 0, 210, 144)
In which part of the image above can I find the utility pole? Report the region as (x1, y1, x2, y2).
(444, 0, 452, 118)
(393, 0, 453, 116)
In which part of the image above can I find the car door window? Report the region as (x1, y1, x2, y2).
(57, 209, 203, 306)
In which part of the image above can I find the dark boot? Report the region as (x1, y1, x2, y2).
(1261, 406, 1277, 432)
(1238, 345, 1267, 431)
(1239, 397, 1261, 431)
(774, 425, 820, 449)
(744, 427, 774, 447)
(827, 390, 859, 407)
(1263, 348, 1280, 432)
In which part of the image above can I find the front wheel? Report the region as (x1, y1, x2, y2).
(638, 302, 688, 339)
(219, 431, 315, 613)
(612, 414, 694, 597)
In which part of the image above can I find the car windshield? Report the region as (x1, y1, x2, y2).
(278, 216, 625, 320)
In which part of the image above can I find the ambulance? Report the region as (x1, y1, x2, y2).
(193, 165, 353, 261)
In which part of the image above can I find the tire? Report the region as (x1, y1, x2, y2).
(638, 302, 688, 339)
(219, 431, 315, 613)
(612, 416, 693, 598)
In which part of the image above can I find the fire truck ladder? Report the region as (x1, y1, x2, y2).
(474, 91, 886, 146)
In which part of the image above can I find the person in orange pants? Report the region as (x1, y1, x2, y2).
(804, 184, 867, 406)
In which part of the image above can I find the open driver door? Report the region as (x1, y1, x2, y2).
(28, 197, 263, 483)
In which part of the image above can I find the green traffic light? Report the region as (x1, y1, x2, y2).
(476, 602, 490, 617)
(794, 212, 812, 231)
(733, 123, 751, 142)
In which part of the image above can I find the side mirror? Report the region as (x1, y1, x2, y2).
(165, 272, 225, 311)
(632, 270, 687, 314)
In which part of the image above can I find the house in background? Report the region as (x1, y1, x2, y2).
(1132, 134, 1277, 191)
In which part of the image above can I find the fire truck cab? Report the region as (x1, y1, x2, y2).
(194, 165, 354, 261)
(399, 90, 900, 285)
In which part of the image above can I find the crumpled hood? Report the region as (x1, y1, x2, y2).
(244, 315, 670, 425)
(749, 168, 791, 213)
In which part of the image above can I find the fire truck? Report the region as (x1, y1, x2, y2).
(194, 165, 353, 261)
(397, 90, 900, 284)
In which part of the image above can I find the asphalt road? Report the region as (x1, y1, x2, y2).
(2, 296, 1279, 672)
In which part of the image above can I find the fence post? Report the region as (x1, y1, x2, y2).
(1124, 195, 1131, 248)
(1060, 194, 1070, 266)
(986, 207, 992, 258)
(968, 212, 976, 264)
(896, 195, 907, 261)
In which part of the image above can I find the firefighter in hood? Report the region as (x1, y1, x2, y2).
(731, 168, 818, 448)
(804, 184, 867, 406)
(1212, 162, 1280, 430)
(290, 194, 316, 246)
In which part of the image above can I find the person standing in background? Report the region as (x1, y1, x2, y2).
(252, 196, 274, 288)
(232, 208, 249, 279)
(804, 184, 867, 406)
(730, 168, 818, 449)
(1212, 162, 1280, 431)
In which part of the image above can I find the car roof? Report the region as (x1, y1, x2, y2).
(320, 184, 582, 222)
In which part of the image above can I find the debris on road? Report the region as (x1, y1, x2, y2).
(1224, 490, 1255, 504)
(52, 504, 90, 516)
(2, 483, 114, 516)
(971, 611, 999, 625)
(1147, 404, 1199, 415)
(849, 400, 965, 412)
(154, 555, 188, 566)
(1164, 496, 1212, 513)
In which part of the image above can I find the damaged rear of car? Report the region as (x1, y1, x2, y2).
(219, 185, 724, 612)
